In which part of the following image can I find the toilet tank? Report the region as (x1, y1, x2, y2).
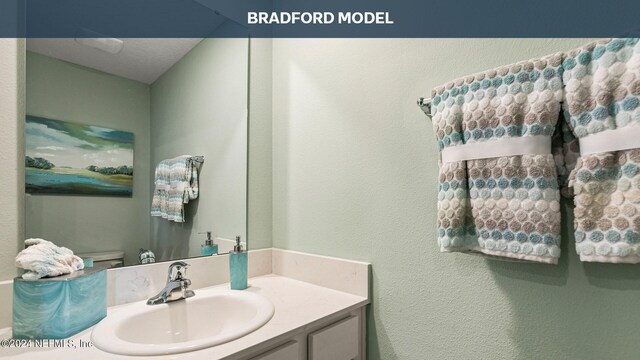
(77, 251, 125, 269)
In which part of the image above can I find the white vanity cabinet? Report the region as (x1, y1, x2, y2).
(250, 341, 300, 360)
(0, 253, 370, 360)
(308, 314, 360, 360)
(248, 306, 366, 360)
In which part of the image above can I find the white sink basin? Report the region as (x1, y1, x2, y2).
(91, 289, 275, 356)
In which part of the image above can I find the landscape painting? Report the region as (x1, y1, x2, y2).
(25, 115, 134, 196)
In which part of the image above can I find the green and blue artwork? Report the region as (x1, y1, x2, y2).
(25, 115, 134, 196)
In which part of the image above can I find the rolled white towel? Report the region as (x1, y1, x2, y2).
(15, 238, 85, 280)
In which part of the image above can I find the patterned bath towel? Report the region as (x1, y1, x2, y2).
(563, 38, 640, 263)
(151, 155, 200, 223)
(431, 53, 564, 263)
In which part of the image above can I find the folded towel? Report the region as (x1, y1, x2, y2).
(562, 38, 640, 263)
(151, 155, 201, 223)
(430, 53, 565, 264)
(15, 238, 85, 280)
(427, 38, 640, 264)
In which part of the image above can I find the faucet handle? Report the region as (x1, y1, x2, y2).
(167, 261, 189, 281)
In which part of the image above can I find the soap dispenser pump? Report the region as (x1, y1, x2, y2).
(229, 236, 247, 290)
(200, 231, 218, 256)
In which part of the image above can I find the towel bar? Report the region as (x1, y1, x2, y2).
(417, 97, 432, 118)
(192, 155, 205, 164)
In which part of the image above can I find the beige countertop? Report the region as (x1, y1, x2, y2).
(0, 274, 368, 360)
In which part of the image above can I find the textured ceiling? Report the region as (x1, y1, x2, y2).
(27, 38, 203, 84)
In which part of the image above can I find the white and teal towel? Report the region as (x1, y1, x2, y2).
(563, 38, 640, 263)
(427, 38, 640, 264)
(430, 53, 565, 264)
(151, 155, 200, 223)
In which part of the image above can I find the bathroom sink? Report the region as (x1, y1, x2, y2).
(91, 288, 275, 355)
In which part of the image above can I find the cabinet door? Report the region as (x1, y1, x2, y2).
(308, 315, 359, 360)
(250, 340, 300, 360)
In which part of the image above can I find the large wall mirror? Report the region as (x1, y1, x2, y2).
(21, 17, 249, 270)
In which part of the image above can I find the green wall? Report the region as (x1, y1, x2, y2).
(25, 52, 151, 265)
(271, 38, 640, 359)
(0, 39, 25, 281)
(248, 39, 274, 251)
(150, 35, 248, 258)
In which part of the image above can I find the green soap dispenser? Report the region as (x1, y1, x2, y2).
(229, 236, 247, 290)
(200, 231, 218, 256)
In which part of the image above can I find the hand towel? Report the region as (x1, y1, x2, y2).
(15, 238, 85, 280)
(430, 53, 564, 263)
(151, 155, 201, 223)
(563, 38, 640, 263)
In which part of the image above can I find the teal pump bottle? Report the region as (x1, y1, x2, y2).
(229, 236, 247, 290)
(200, 231, 218, 256)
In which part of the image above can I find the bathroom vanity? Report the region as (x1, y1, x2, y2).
(0, 249, 370, 360)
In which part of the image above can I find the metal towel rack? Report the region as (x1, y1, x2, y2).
(191, 155, 204, 164)
(417, 97, 432, 118)
(190, 155, 204, 170)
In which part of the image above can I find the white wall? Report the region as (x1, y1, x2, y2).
(0, 39, 24, 280)
(269, 39, 640, 360)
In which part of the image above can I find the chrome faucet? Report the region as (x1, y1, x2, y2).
(147, 261, 195, 305)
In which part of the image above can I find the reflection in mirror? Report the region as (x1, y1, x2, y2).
(20, 16, 248, 274)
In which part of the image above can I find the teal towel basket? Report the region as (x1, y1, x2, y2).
(12, 269, 107, 339)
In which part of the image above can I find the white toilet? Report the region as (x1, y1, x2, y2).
(77, 250, 125, 269)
